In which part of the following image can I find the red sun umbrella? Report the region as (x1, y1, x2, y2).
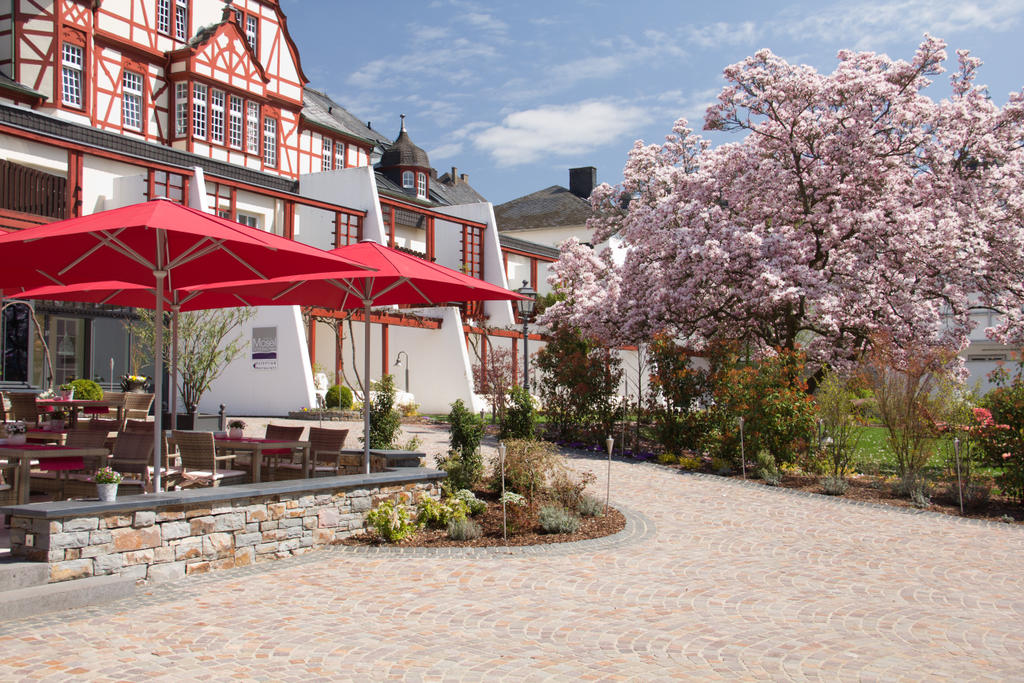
(0, 199, 373, 491)
(183, 239, 526, 472)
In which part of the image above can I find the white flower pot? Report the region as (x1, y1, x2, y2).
(228, 428, 244, 439)
(96, 483, 118, 501)
(7, 433, 26, 445)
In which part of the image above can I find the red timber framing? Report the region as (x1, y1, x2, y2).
(298, 121, 374, 177)
(379, 196, 485, 264)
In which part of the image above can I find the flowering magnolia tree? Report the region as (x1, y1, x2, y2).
(543, 37, 1024, 370)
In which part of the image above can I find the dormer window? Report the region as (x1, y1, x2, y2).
(417, 172, 427, 199)
(402, 170, 414, 189)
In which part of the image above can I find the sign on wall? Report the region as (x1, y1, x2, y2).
(252, 326, 278, 369)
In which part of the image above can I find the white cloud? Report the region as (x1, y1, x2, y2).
(473, 100, 652, 166)
(429, 142, 464, 159)
(686, 21, 759, 48)
(463, 12, 507, 33)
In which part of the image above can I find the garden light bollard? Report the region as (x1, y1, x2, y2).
(498, 441, 508, 545)
(738, 416, 746, 479)
(605, 435, 614, 515)
(954, 437, 964, 514)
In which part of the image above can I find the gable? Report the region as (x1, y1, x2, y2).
(189, 21, 267, 97)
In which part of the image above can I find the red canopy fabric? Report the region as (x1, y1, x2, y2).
(0, 199, 373, 492)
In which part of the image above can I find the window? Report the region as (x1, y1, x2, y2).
(61, 43, 83, 108)
(236, 212, 259, 228)
(157, 0, 171, 34)
(246, 101, 260, 154)
(122, 70, 143, 130)
(335, 141, 345, 169)
(192, 83, 206, 138)
(245, 14, 259, 54)
(174, 82, 188, 137)
(417, 172, 427, 199)
(229, 96, 243, 148)
(402, 170, 414, 189)
(322, 138, 332, 171)
(210, 89, 225, 143)
(174, 0, 189, 41)
(263, 116, 277, 167)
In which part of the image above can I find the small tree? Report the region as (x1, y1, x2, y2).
(364, 374, 402, 449)
(814, 369, 863, 479)
(472, 344, 515, 425)
(648, 334, 712, 453)
(439, 399, 484, 490)
(128, 308, 255, 414)
(501, 385, 536, 440)
(535, 326, 622, 440)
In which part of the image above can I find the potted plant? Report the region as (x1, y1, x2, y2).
(4, 420, 27, 445)
(227, 419, 246, 439)
(93, 466, 123, 501)
(46, 409, 67, 432)
(120, 374, 148, 393)
(59, 383, 74, 400)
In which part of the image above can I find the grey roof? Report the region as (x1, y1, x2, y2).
(434, 172, 487, 205)
(0, 73, 45, 100)
(379, 128, 430, 169)
(494, 185, 592, 232)
(302, 88, 390, 146)
(375, 169, 488, 208)
(498, 234, 560, 260)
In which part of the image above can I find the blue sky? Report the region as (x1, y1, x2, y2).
(282, 0, 1024, 206)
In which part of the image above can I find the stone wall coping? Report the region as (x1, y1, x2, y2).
(0, 468, 446, 519)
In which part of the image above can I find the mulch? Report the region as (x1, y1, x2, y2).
(340, 490, 626, 548)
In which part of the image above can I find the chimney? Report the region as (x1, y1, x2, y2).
(569, 166, 596, 199)
(460, 172, 468, 183)
(450, 167, 458, 183)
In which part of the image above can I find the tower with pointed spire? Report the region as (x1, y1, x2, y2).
(377, 115, 432, 200)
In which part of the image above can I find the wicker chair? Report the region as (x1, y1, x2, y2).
(124, 419, 179, 489)
(254, 423, 306, 475)
(6, 392, 41, 426)
(273, 427, 348, 480)
(64, 432, 153, 499)
(0, 459, 19, 505)
(172, 430, 246, 488)
(123, 393, 154, 422)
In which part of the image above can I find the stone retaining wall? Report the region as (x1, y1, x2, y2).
(4, 473, 443, 584)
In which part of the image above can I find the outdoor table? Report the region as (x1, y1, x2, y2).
(25, 428, 68, 445)
(0, 444, 110, 504)
(166, 436, 310, 484)
(36, 398, 123, 427)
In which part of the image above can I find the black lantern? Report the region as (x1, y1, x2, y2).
(516, 281, 537, 391)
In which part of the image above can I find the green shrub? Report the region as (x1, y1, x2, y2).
(363, 375, 401, 449)
(656, 453, 678, 465)
(447, 518, 482, 541)
(491, 439, 586, 505)
(649, 334, 713, 453)
(755, 449, 780, 485)
(325, 384, 353, 409)
(438, 399, 484, 490)
(69, 379, 103, 400)
(578, 494, 604, 517)
(821, 475, 849, 495)
(365, 497, 416, 542)
(538, 505, 580, 534)
(455, 489, 487, 516)
(416, 496, 469, 529)
(677, 455, 702, 471)
(501, 385, 536, 440)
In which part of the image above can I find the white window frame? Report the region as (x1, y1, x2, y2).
(245, 14, 258, 53)
(174, 82, 188, 137)
(175, 0, 189, 41)
(417, 172, 427, 199)
(246, 101, 260, 154)
(236, 212, 259, 228)
(322, 137, 332, 172)
(122, 70, 143, 131)
(192, 83, 207, 139)
(228, 95, 243, 148)
(402, 170, 414, 189)
(61, 43, 83, 108)
(335, 141, 345, 169)
(210, 89, 225, 144)
(157, 0, 171, 35)
(263, 116, 277, 167)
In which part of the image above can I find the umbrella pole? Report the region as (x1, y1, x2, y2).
(363, 299, 371, 474)
(153, 270, 166, 493)
(170, 305, 179, 431)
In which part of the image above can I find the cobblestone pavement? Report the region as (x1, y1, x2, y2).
(1, 421, 1023, 681)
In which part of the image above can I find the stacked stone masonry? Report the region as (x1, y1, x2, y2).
(7, 481, 440, 584)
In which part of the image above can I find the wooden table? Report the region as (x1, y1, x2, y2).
(210, 437, 310, 483)
(0, 445, 110, 504)
(25, 428, 69, 445)
(36, 398, 123, 427)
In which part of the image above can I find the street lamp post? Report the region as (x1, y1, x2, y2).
(393, 350, 409, 394)
(515, 281, 537, 392)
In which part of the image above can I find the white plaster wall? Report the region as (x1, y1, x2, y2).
(200, 305, 315, 415)
(0, 133, 68, 173)
(298, 166, 384, 244)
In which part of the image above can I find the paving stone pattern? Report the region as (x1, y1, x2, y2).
(1, 423, 1023, 680)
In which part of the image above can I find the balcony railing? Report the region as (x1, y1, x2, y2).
(0, 159, 67, 221)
